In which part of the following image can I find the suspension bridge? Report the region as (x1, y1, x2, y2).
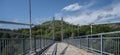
(0, 0, 120, 55)
(0, 18, 120, 55)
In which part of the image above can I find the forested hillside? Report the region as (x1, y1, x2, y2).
(0, 20, 120, 40)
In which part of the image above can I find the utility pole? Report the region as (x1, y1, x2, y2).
(70, 23, 73, 38)
(77, 24, 79, 37)
(52, 17, 55, 40)
(78, 25, 81, 48)
(69, 23, 71, 38)
(61, 17, 64, 41)
(90, 24, 93, 51)
(40, 26, 42, 49)
(29, 0, 33, 54)
(72, 25, 74, 38)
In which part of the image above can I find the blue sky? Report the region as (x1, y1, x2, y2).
(0, 0, 120, 29)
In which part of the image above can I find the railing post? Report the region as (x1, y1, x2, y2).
(118, 38, 119, 55)
(34, 36, 36, 53)
(87, 36, 89, 52)
(22, 35, 25, 55)
(101, 34, 103, 55)
(40, 36, 41, 49)
(79, 37, 81, 48)
(0, 39, 1, 55)
(44, 38, 45, 47)
(45, 38, 46, 47)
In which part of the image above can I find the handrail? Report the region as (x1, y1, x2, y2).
(0, 30, 49, 37)
(0, 30, 29, 36)
(78, 31, 120, 38)
(0, 20, 34, 26)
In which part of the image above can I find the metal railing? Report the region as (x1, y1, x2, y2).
(0, 30, 55, 55)
(64, 31, 120, 55)
(0, 35, 54, 55)
(0, 21, 54, 55)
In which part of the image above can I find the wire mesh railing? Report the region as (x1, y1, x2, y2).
(0, 36, 54, 55)
(0, 37, 54, 55)
(64, 31, 120, 55)
(0, 26, 54, 55)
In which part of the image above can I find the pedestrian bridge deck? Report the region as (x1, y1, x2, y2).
(42, 42, 94, 55)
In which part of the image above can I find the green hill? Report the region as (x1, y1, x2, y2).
(0, 20, 120, 41)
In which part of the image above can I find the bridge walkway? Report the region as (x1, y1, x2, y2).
(42, 42, 94, 55)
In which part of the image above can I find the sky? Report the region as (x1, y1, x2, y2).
(0, 0, 120, 29)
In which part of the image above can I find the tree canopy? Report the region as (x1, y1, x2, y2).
(0, 20, 120, 41)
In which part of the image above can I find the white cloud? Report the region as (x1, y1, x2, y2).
(62, 3, 82, 11)
(64, 3, 120, 25)
(55, 1, 95, 18)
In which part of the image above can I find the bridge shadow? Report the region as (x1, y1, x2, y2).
(60, 44, 69, 55)
(52, 43, 58, 55)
